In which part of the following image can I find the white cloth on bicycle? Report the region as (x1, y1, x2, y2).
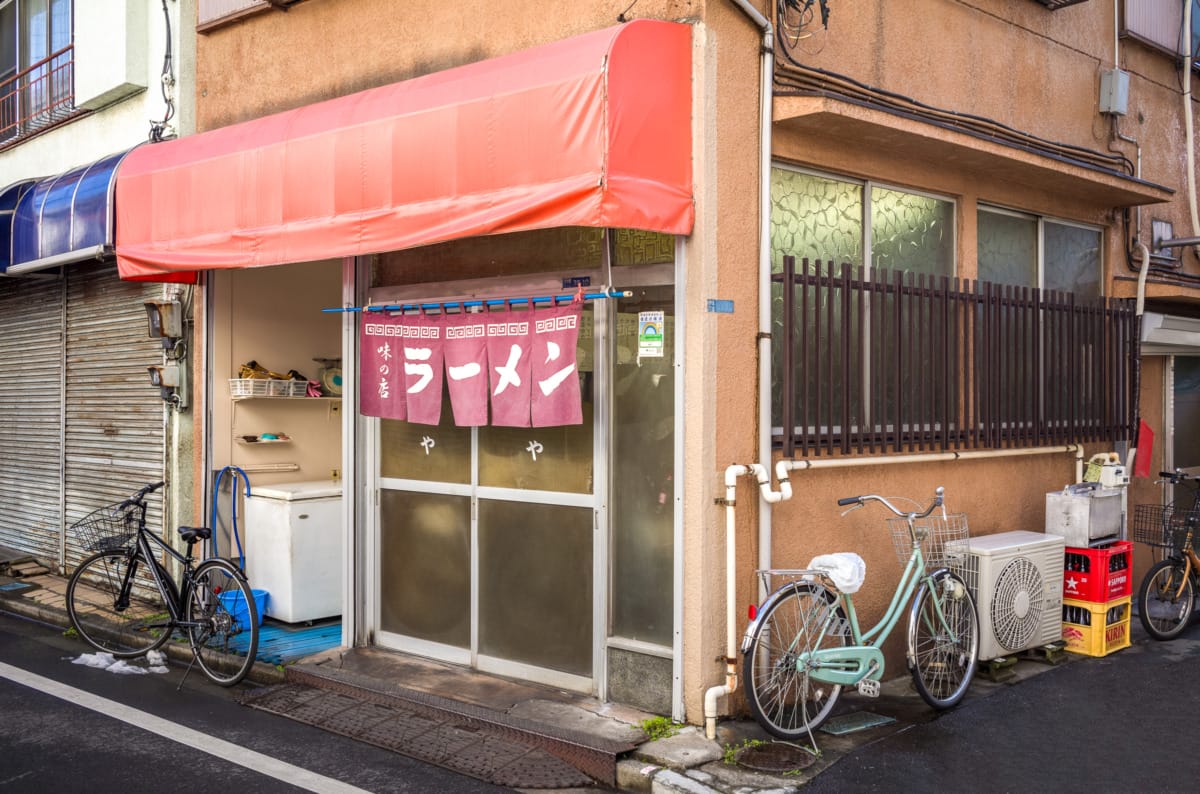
(806, 552, 866, 594)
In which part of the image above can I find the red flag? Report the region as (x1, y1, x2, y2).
(486, 310, 532, 427)
(359, 313, 406, 419)
(443, 312, 489, 426)
(531, 303, 583, 426)
(1134, 419, 1154, 479)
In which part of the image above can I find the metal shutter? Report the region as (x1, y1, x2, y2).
(0, 275, 64, 562)
(63, 263, 165, 566)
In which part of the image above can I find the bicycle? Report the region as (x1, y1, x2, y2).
(1133, 470, 1200, 641)
(65, 481, 261, 686)
(740, 486, 979, 740)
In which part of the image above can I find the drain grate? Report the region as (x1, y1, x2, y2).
(242, 684, 594, 789)
(736, 742, 816, 773)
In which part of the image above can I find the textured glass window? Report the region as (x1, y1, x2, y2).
(1045, 222, 1101, 296)
(978, 210, 1037, 287)
(770, 169, 863, 275)
(871, 187, 953, 276)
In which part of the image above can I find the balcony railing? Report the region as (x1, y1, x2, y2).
(0, 44, 75, 144)
(773, 256, 1138, 456)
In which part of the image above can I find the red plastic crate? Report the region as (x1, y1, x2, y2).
(1062, 540, 1133, 603)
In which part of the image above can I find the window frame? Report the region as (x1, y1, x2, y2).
(977, 204, 1104, 297)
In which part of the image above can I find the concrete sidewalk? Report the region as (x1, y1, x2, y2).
(0, 562, 1082, 792)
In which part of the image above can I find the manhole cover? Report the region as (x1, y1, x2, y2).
(735, 742, 815, 773)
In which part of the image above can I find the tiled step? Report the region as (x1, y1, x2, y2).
(268, 662, 638, 787)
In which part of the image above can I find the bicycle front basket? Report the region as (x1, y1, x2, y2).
(886, 513, 969, 573)
(70, 502, 139, 553)
(1132, 504, 1196, 552)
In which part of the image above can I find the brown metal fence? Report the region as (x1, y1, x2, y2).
(773, 256, 1137, 456)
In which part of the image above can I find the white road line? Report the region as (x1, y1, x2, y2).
(0, 661, 368, 794)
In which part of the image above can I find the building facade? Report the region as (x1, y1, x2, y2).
(6, 0, 1200, 729)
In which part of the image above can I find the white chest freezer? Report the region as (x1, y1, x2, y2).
(244, 479, 343, 623)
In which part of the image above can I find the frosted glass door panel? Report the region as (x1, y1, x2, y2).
(478, 499, 592, 676)
(478, 400, 594, 493)
(380, 409, 471, 483)
(380, 490, 470, 648)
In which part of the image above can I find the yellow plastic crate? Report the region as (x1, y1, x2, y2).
(1061, 596, 1131, 657)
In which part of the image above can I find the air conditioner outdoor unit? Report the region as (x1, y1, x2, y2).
(957, 530, 1065, 661)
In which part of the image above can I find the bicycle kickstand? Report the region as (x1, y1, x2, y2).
(176, 652, 199, 692)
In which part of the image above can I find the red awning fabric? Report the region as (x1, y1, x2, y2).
(115, 20, 693, 281)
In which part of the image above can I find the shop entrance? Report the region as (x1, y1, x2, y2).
(375, 301, 600, 690)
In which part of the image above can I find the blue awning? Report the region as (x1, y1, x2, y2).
(0, 179, 37, 273)
(6, 149, 131, 274)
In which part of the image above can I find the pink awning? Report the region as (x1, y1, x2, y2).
(115, 20, 693, 281)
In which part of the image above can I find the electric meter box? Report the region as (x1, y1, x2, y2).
(1045, 486, 1123, 547)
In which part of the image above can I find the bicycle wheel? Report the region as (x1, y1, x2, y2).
(908, 570, 979, 710)
(742, 582, 847, 739)
(185, 558, 259, 686)
(1138, 559, 1196, 641)
(66, 550, 173, 659)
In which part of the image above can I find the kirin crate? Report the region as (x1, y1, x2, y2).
(1062, 540, 1133, 603)
(1061, 595, 1131, 657)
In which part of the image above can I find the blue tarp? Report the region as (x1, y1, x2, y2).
(6, 148, 131, 274)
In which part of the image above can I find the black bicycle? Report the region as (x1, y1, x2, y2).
(65, 481, 260, 686)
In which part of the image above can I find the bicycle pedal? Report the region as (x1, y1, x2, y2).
(856, 678, 880, 698)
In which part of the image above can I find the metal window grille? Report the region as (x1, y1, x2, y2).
(0, 44, 74, 144)
(773, 256, 1137, 456)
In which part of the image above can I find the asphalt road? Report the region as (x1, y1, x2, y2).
(0, 610, 507, 793)
(802, 615, 1200, 793)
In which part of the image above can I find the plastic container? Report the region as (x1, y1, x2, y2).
(218, 588, 268, 628)
(228, 378, 271, 398)
(1062, 540, 1133, 603)
(1061, 596, 1130, 657)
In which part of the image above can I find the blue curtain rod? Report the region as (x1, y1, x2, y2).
(322, 288, 631, 313)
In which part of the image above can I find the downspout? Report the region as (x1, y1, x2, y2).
(704, 0, 773, 743)
(1127, 242, 1151, 475)
(704, 464, 764, 739)
(1185, 0, 1199, 254)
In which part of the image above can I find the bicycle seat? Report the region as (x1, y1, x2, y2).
(178, 526, 213, 543)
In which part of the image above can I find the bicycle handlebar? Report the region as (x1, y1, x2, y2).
(837, 486, 945, 519)
(120, 480, 166, 509)
(1156, 470, 1196, 486)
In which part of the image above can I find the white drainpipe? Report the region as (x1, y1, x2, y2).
(705, 445, 1082, 739)
(1126, 242, 1151, 475)
(706, 0, 773, 742)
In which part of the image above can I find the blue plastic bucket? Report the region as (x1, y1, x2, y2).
(218, 588, 268, 627)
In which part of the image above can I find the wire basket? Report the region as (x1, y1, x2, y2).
(70, 502, 139, 553)
(1132, 504, 1198, 552)
(886, 513, 969, 573)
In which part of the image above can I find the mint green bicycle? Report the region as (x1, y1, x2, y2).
(740, 487, 979, 739)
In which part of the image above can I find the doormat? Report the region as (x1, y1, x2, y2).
(0, 581, 35, 594)
(819, 711, 897, 735)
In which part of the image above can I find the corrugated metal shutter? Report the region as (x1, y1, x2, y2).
(0, 275, 64, 562)
(63, 263, 165, 566)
